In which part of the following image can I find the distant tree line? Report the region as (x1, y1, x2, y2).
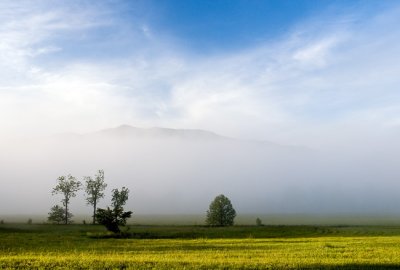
(48, 170, 132, 233)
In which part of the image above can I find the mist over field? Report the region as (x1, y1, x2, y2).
(1, 1, 400, 219)
(1, 125, 400, 217)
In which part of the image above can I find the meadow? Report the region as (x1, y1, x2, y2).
(2, 224, 400, 269)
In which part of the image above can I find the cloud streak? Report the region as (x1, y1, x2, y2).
(0, 1, 400, 151)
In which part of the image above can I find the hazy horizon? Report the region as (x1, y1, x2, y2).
(1, 1, 400, 219)
(1, 125, 400, 217)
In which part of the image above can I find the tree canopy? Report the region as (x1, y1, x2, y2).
(206, 194, 236, 226)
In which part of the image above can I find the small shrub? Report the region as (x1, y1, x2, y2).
(48, 205, 67, 224)
(256, 217, 263, 226)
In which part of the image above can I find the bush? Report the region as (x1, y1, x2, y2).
(48, 205, 70, 224)
(256, 217, 263, 226)
(96, 187, 132, 233)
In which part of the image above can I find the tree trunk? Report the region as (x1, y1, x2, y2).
(65, 201, 68, 225)
(93, 201, 96, 225)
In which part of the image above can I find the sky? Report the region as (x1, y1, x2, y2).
(0, 0, 399, 149)
(1, 0, 400, 217)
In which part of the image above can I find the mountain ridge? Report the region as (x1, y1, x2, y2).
(94, 125, 227, 141)
(53, 124, 310, 152)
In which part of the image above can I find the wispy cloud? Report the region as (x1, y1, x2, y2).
(1, 1, 400, 153)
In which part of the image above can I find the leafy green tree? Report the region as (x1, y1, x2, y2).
(84, 170, 107, 224)
(206, 194, 236, 226)
(52, 174, 81, 225)
(96, 187, 132, 233)
(111, 187, 129, 209)
(48, 205, 68, 224)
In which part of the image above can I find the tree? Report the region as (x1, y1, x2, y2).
(52, 174, 81, 225)
(111, 187, 129, 209)
(95, 187, 132, 233)
(256, 217, 263, 226)
(84, 170, 107, 224)
(48, 205, 67, 224)
(206, 194, 236, 226)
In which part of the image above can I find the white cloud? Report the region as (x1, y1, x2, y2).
(0, 1, 400, 154)
(292, 37, 340, 68)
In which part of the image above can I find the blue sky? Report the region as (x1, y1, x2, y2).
(32, 0, 391, 58)
(147, 0, 321, 52)
(1, 0, 400, 150)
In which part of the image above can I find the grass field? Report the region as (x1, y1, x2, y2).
(2, 224, 400, 269)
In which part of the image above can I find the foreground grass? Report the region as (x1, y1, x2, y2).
(1, 224, 400, 269)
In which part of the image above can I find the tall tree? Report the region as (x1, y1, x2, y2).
(206, 194, 236, 226)
(52, 174, 81, 225)
(96, 187, 132, 233)
(84, 170, 107, 224)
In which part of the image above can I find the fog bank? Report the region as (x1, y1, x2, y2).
(1, 126, 399, 217)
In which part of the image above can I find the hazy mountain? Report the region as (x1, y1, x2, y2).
(56, 125, 307, 153)
(92, 125, 226, 141)
(1, 125, 400, 217)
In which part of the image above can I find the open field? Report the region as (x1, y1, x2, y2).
(5, 214, 400, 225)
(2, 224, 400, 269)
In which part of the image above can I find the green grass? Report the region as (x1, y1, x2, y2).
(2, 224, 400, 269)
(6, 213, 400, 226)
